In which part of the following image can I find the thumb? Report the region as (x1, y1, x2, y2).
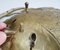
(0, 31, 7, 45)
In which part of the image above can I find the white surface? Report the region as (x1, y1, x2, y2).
(0, 0, 60, 14)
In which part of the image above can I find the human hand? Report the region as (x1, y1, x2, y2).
(0, 22, 7, 50)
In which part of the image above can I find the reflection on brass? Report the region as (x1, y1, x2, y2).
(0, 4, 60, 50)
(29, 33, 36, 50)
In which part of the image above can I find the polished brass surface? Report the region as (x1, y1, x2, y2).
(0, 8, 60, 50)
